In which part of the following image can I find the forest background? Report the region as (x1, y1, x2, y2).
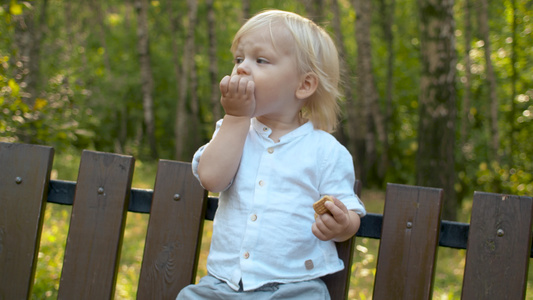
(0, 0, 532, 221)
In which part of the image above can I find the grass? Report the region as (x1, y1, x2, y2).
(31, 154, 533, 299)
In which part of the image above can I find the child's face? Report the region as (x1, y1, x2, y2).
(231, 24, 303, 119)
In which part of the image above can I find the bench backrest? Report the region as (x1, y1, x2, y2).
(58, 150, 135, 299)
(137, 159, 207, 299)
(1, 141, 532, 300)
(462, 192, 533, 299)
(373, 183, 443, 299)
(0, 142, 54, 300)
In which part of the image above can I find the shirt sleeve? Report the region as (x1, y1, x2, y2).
(319, 142, 366, 217)
(191, 119, 228, 189)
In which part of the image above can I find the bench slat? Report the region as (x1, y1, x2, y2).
(0, 142, 54, 299)
(322, 179, 362, 300)
(373, 183, 443, 300)
(462, 192, 533, 299)
(137, 160, 207, 299)
(58, 150, 134, 300)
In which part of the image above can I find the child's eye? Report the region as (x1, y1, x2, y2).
(256, 58, 269, 64)
(234, 57, 244, 64)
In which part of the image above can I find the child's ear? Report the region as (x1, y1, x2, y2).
(296, 73, 318, 100)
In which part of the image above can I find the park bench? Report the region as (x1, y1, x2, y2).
(1, 141, 532, 299)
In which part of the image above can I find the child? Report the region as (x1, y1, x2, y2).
(178, 9, 366, 300)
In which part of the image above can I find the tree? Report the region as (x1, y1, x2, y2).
(174, 0, 198, 160)
(416, 0, 457, 220)
(135, 0, 158, 159)
(377, 0, 395, 180)
(508, 0, 518, 166)
(89, 0, 111, 74)
(460, 0, 473, 150)
(13, 0, 48, 108)
(206, 0, 221, 123)
(330, 0, 359, 179)
(302, 0, 324, 22)
(353, 0, 386, 184)
(478, 0, 500, 164)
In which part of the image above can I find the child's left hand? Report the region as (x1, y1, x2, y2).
(312, 196, 360, 242)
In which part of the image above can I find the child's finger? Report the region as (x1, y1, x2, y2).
(228, 75, 242, 94)
(311, 221, 329, 241)
(324, 197, 348, 223)
(245, 80, 255, 99)
(237, 77, 251, 95)
(219, 75, 230, 95)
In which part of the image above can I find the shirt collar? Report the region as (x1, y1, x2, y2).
(251, 118, 314, 143)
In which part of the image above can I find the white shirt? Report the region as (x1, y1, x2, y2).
(192, 118, 366, 291)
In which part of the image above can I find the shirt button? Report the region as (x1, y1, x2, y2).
(250, 214, 257, 221)
(267, 147, 274, 154)
(243, 252, 250, 259)
(258, 180, 265, 187)
(263, 127, 268, 132)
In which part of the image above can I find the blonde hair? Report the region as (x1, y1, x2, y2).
(231, 10, 341, 132)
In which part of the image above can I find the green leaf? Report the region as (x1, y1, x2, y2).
(10, 2, 23, 15)
(8, 79, 19, 96)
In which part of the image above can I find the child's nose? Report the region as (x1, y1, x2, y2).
(236, 61, 251, 75)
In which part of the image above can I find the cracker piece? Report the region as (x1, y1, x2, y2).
(313, 195, 334, 215)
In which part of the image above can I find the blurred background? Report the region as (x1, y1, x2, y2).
(1, 0, 532, 217)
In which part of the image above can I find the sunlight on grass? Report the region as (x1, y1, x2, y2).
(115, 212, 149, 300)
(33, 204, 70, 299)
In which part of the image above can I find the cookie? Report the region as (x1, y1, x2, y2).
(313, 195, 334, 216)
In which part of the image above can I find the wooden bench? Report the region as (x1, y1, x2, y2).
(1, 141, 532, 299)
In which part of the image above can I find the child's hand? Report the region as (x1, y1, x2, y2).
(312, 196, 360, 242)
(219, 75, 256, 117)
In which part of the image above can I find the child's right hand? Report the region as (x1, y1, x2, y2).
(219, 75, 256, 117)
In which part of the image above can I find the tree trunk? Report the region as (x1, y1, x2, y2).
(89, 0, 111, 74)
(460, 0, 473, 150)
(508, 0, 518, 166)
(302, 0, 325, 22)
(190, 51, 200, 150)
(416, 0, 457, 220)
(175, 0, 198, 160)
(353, 0, 386, 183)
(242, 0, 251, 21)
(166, 0, 183, 156)
(479, 0, 500, 163)
(206, 0, 221, 123)
(13, 0, 48, 107)
(377, 0, 395, 180)
(135, 0, 158, 159)
(330, 0, 357, 178)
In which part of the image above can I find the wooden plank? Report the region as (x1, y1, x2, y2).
(322, 179, 362, 300)
(461, 192, 533, 300)
(0, 142, 54, 299)
(58, 150, 134, 300)
(137, 160, 207, 299)
(373, 183, 443, 300)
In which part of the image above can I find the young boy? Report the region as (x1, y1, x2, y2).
(178, 9, 366, 299)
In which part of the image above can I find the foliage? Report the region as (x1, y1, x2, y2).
(0, 0, 531, 213)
